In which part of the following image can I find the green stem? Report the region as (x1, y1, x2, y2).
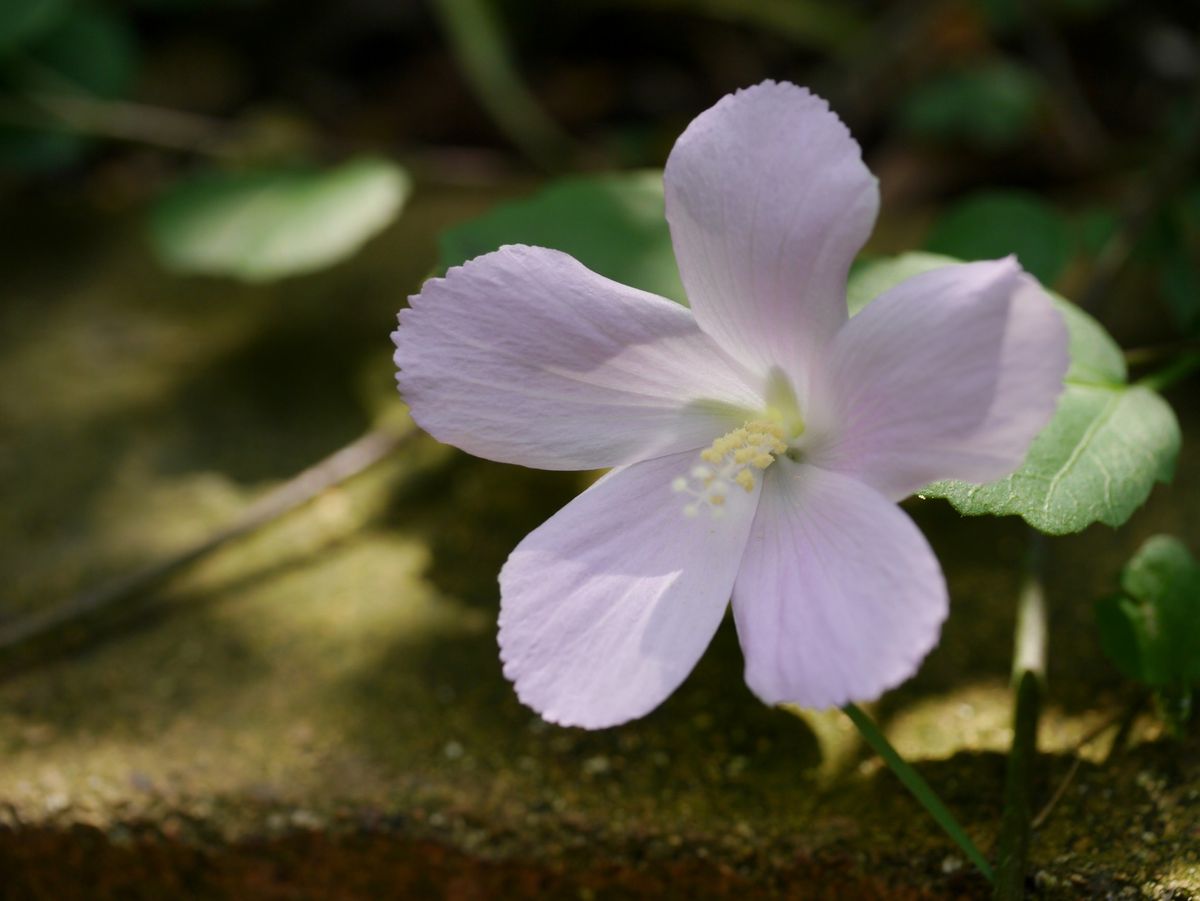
(994, 532, 1048, 900)
(1138, 351, 1200, 392)
(840, 703, 995, 883)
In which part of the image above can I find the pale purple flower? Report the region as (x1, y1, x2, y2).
(392, 81, 1069, 728)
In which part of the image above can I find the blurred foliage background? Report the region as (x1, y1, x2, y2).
(0, 0, 1197, 323)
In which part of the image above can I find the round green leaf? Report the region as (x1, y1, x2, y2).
(149, 158, 411, 282)
(925, 191, 1072, 286)
(438, 171, 685, 304)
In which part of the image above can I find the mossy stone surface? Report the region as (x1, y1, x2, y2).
(0, 190, 1197, 899)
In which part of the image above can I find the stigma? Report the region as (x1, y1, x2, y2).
(672, 420, 787, 518)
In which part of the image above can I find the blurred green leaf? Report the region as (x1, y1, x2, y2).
(925, 190, 1072, 285)
(0, 0, 68, 53)
(900, 62, 1042, 151)
(439, 170, 685, 303)
(1076, 207, 1119, 257)
(149, 158, 411, 282)
(29, 4, 135, 98)
(1096, 535, 1200, 729)
(848, 252, 1181, 534)
(0, 5, 136, 170)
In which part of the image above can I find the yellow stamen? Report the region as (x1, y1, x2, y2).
(672, 419, 788, 518)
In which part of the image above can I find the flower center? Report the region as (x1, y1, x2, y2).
(672, 420, 788, 519)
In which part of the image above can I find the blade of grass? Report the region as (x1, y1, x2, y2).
(431, 0, 573, 170)
(839, 703, 995, 883)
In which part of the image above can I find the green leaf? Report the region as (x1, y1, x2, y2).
(900, 63, 1042, 151)
(1121, 535, 1196, 605)
(848, 252, 1126, 384)
(847, 252, 1181, 534)
(1096, 536, 1200, 730)
(925, 190, 1072, 286)
(149, 158, 411, 282)
(1120, 536, 1200, 687)
(438, 171, 685, 304)
(0, 0, 68, 53)
(927, 385, 1179, 534)
(846, 251, 954, 317)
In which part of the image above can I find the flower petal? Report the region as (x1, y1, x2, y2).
(732, 461, 947, 709)
(664, 81, 879, 383)
(805, 258, 1069, 501)
(499, 451, 760, 728)
(394, 245, 763, 470)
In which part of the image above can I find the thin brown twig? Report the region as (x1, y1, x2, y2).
(0, 425, 413, 656)
(1029, 697, 1142, 831)
(30, 92, 231, 155)
(3, 50, 233, 157)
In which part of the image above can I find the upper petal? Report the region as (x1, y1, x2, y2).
(805, 258, 1069, 501)
(499, 450, 760, 728)
(394, 245, 763, 471)
(664, 81, 879, 385)
(732, 461, 948, 709)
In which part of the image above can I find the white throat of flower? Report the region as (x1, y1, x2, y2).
(672, 420, 788, 519)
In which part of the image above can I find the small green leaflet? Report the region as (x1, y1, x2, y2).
(848, 253, 1180, 534)
(149, 158, 410, 283)
(1095, 535, 1200, 729)
(438, 171, 686, 304)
